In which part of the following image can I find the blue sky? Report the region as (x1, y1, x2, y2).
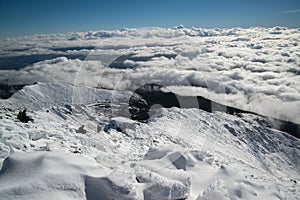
(0, 0, 299, 37)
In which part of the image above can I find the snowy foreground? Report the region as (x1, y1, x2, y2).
(0, 83, 299, 200)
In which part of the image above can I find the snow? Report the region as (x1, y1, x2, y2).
(0, 83, 299, 199)
(0, 152, 110, 200)
(0, 82, 131, 112)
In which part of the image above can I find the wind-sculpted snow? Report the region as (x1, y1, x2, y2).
(0, 26, 299, 124)
(0, 83, 299, 199)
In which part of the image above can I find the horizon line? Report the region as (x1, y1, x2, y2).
(1, 25, 299, 39)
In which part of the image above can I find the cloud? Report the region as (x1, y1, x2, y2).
(0, 27, 299, 124)
(284, 9, 300, 13)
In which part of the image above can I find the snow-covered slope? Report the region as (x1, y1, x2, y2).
(0, 83, 299, 199)
(0, 82, 131, 111)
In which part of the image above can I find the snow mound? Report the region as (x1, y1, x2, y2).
(136, 145, 284, 200)
(0, 152, 110, 200)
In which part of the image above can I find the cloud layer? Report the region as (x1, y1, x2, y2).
(0, 26, 299, 123)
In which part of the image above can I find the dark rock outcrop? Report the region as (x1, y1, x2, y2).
(17, 110, 33, 123)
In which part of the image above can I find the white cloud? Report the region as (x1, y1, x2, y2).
(284, 9, 300, 13)
(0, 27, 299, 124)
